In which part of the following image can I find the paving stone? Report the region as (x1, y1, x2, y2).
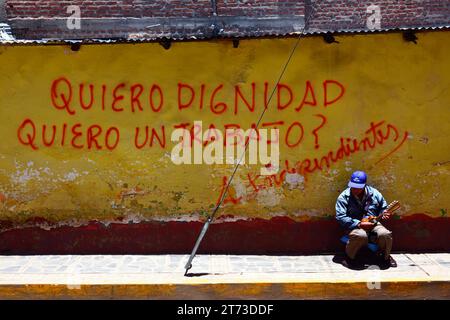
(0, 253, 449, 284)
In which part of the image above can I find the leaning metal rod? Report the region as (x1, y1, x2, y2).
(184, 11, 315, 276)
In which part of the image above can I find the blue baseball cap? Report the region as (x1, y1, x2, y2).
(348, 171, 367, 188)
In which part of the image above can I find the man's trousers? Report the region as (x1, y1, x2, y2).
(346, 224, 393, 260)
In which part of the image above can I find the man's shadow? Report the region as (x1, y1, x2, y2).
(332, 247, 385, 270)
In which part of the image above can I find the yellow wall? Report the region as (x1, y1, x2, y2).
(0, 31, 449, 224)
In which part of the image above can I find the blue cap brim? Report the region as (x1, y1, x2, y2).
(348, 181, 365, 188)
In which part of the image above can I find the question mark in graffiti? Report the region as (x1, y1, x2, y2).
(312, 114, 327, 149)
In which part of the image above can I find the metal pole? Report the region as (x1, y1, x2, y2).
(184, 217, 212, 275)
(184, 3, 316, 277)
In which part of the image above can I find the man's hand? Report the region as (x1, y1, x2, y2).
(359, 221, 375, 231)
(381, 210, 392, 220)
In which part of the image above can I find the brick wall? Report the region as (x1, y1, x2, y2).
(307, 0, 450, 32)
(2, 0, 450, 40)
(5, 0, 305, 19)
(5, 0, 213, 18)
(217, 0, 305, 16)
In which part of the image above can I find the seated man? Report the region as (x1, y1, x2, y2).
(335, 170, 397, 269)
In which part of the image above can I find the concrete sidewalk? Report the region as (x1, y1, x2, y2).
(0, 253, 449, 299)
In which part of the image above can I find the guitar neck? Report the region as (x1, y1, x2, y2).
(375, 201, 400, 221)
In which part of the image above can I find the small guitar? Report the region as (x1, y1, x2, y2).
(362, 200, 401, 225)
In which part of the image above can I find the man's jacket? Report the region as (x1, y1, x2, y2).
(335, 185, 388, 230)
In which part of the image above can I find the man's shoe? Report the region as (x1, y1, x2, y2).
(380, 256, 397, 269)
(342, 256, 361, 270)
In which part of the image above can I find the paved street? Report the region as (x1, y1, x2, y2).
(0, 253, 448, 285)
(0, 253, 448, 299)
